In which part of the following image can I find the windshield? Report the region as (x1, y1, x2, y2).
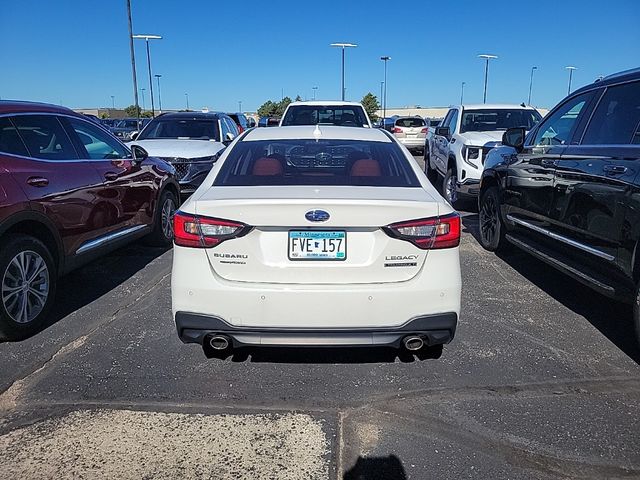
(138, 118, 220, 140)
(460, 109, 542, 133)
(214, 139, 420, 187)
(281, 105, 369, 127)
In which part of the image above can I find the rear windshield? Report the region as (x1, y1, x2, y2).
(138, 119, 220, 141)
(460, 109, 542, 133)
(395, 118, 426, 127)
(281, 106, 369, 127)
(214, 139, 420, 187)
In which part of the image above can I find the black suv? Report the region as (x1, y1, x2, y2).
(478, 68, 640, 340)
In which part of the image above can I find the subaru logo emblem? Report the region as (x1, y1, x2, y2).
(305, 210, 330, 222)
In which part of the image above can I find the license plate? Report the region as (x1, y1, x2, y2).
(288, 230, 346, 261)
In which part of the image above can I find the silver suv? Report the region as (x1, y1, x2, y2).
(392, 116, 427, 153)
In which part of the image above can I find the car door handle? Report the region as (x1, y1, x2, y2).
(104, 172, 119, 181)
(541, 159, 557, 167)
(604, 165, 628, 175)
(26, 176, 49, 187)
(450, 138, 456, 144)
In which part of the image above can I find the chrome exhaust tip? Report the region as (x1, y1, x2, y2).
(209, 335, 230, 351)
(403, 336, 424, 351)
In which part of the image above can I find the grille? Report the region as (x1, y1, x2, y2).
(160, 157, 190, 181)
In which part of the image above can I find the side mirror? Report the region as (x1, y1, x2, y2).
(435, 126, 450, 138)
(223, 132, 235, 144)
(502, 127, 525, 151)
(130, 144, 148, 162)
(129, 131, 139, 141)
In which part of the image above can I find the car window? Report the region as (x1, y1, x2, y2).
(214, 139, 420, 187)
(395, 118, 426, 128)
(460, 109, 542, 133)
(0, 117, 29, 156)
(582, 81, 640, 145)
(138, 118, 220, 141)
(225, 118, 239, 136)
(447, 110, 459, 134)
(11, 115, 78, 160)
(532, 92, 593, 146)
(67, 118, 130, 160)
(282, 106, 368, 127)
(220, 118, 231, 140)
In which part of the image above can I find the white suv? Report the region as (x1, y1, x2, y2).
(171, 125, 461, 356)
(425, 104, 542, 206)
(280, 101, 372, 128)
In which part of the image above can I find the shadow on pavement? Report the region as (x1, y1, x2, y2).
(462, 214, 640, 364)
(2, 244, 168, 343)
(204, 345, 444, 364)
(343, 455, 407, 480)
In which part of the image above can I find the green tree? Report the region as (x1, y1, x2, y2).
(124, 104, 142, 117)
(361, 93, 380, 122)
(257, 100, 278, 117)
(294, 95, 302, 102)
(276, 96, 292, 116)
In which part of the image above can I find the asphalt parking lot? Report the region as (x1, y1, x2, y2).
(1, 155, 639, 480)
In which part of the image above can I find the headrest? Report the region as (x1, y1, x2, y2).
(350, 158, 381, 177)
(253, 157, 284, 176)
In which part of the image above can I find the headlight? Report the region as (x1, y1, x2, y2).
(462, 146, 480, 168)
(189, 152, 221, 163)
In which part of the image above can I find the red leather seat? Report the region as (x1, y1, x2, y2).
(350, 158, 381, 177)
(253, 156, 284, 176)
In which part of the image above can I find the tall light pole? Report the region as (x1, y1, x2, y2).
(460, 82, 466, 104)
(184, 93, 189, 111)
(154, 74, 162, 113)
(478, 54, 498, 104)
(312, 86, 318, 100)
(381, 56, 391, 123)
(330, 43, 357, 101)
(140, 88, 146, 111)
(125, 0, 139, 124)
(528, 66, 538, 105)
(566, 66, 577, 95)
(132, 34, 162, 117)
(110, 95, 115, 109)
(380, 81, 384, 113)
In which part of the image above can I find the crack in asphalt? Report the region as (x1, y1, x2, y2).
(0, 270, 170, 413)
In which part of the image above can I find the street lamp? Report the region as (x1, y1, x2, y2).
(330, 42, 357, 101)
(154, 74, 162, 113)
(312, 86, 318, 100)
(110, 95, 115, 109)
(528, 66, 538, 105)
(184, 93, 189, 111)
(125, 0, 139, 123)
(566, 66, 577, 95)
(132, 34, 162, 117)
(460, 82, 466, 104)
(478, 54, 498, 103)
(140, 88, 146, 111)
(380, 56, 391, 124)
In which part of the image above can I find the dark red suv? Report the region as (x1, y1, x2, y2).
(0, 101, 180, 340)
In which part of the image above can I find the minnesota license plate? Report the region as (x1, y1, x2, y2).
(288, 231, 346, 261)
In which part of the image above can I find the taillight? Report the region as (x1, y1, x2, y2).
(237, 125, 244, 134)
(420, 128, 428, 133)
(385, 213, 460, 249)
(392, 127, 403, 133)
(173, 211, 250, 248)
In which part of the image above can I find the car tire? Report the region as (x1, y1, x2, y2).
(442, 167, 461, 209)
(478, 186, 508, 252)
(633, 283, 640, 347)
(146, 189, 178, 247)
(0, 234, 57, 341)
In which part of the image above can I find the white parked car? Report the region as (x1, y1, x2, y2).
(280, 101, 373, 128)
(424, 104, 542, 207)
(130, 112, 239, 196)
(172, 125, 461, 355)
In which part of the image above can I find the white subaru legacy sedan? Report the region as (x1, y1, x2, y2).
(171, 125, 461, 354)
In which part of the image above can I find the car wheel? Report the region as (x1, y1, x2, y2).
(634, 284, 640, 347)
(0, 234, 56, 340)
(442, 167, 460, 208)
(478, 186, 507, 252)
(146, 189, 178, 247)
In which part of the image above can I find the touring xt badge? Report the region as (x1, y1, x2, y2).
(384, 254, 419, 268)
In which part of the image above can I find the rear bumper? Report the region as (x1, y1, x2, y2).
(175, 311, 457, 348)
(397, 137, 425, 149)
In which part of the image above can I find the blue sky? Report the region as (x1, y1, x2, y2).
(1, 0, 638, 112)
